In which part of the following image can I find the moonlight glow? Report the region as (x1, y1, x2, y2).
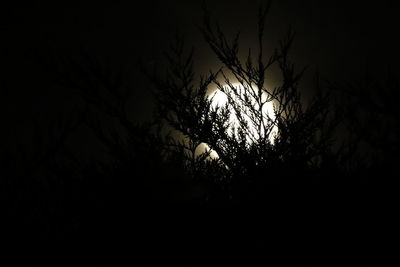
(204, 83, 278, 159)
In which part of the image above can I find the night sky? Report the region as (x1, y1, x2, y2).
(2, 0, 399, 132)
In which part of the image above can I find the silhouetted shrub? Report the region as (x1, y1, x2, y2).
(4, 2, 394, 257)
(147, 3, 345, 202)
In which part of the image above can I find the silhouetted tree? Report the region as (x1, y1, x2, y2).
(3, 2, 388, 262)
(148, 2, 342, 202)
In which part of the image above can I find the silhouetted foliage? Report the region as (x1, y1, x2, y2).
(2, 1, 393, 262)
(147, 3, 347, 203)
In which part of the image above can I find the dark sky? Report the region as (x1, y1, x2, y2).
(1, 0, 399, 139)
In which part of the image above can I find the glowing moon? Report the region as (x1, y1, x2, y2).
(204, 83, 277, 159)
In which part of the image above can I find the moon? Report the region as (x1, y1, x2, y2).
(202, 83, 277, 159)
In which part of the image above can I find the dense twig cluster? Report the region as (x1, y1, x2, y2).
(149, 3, 341, 192)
